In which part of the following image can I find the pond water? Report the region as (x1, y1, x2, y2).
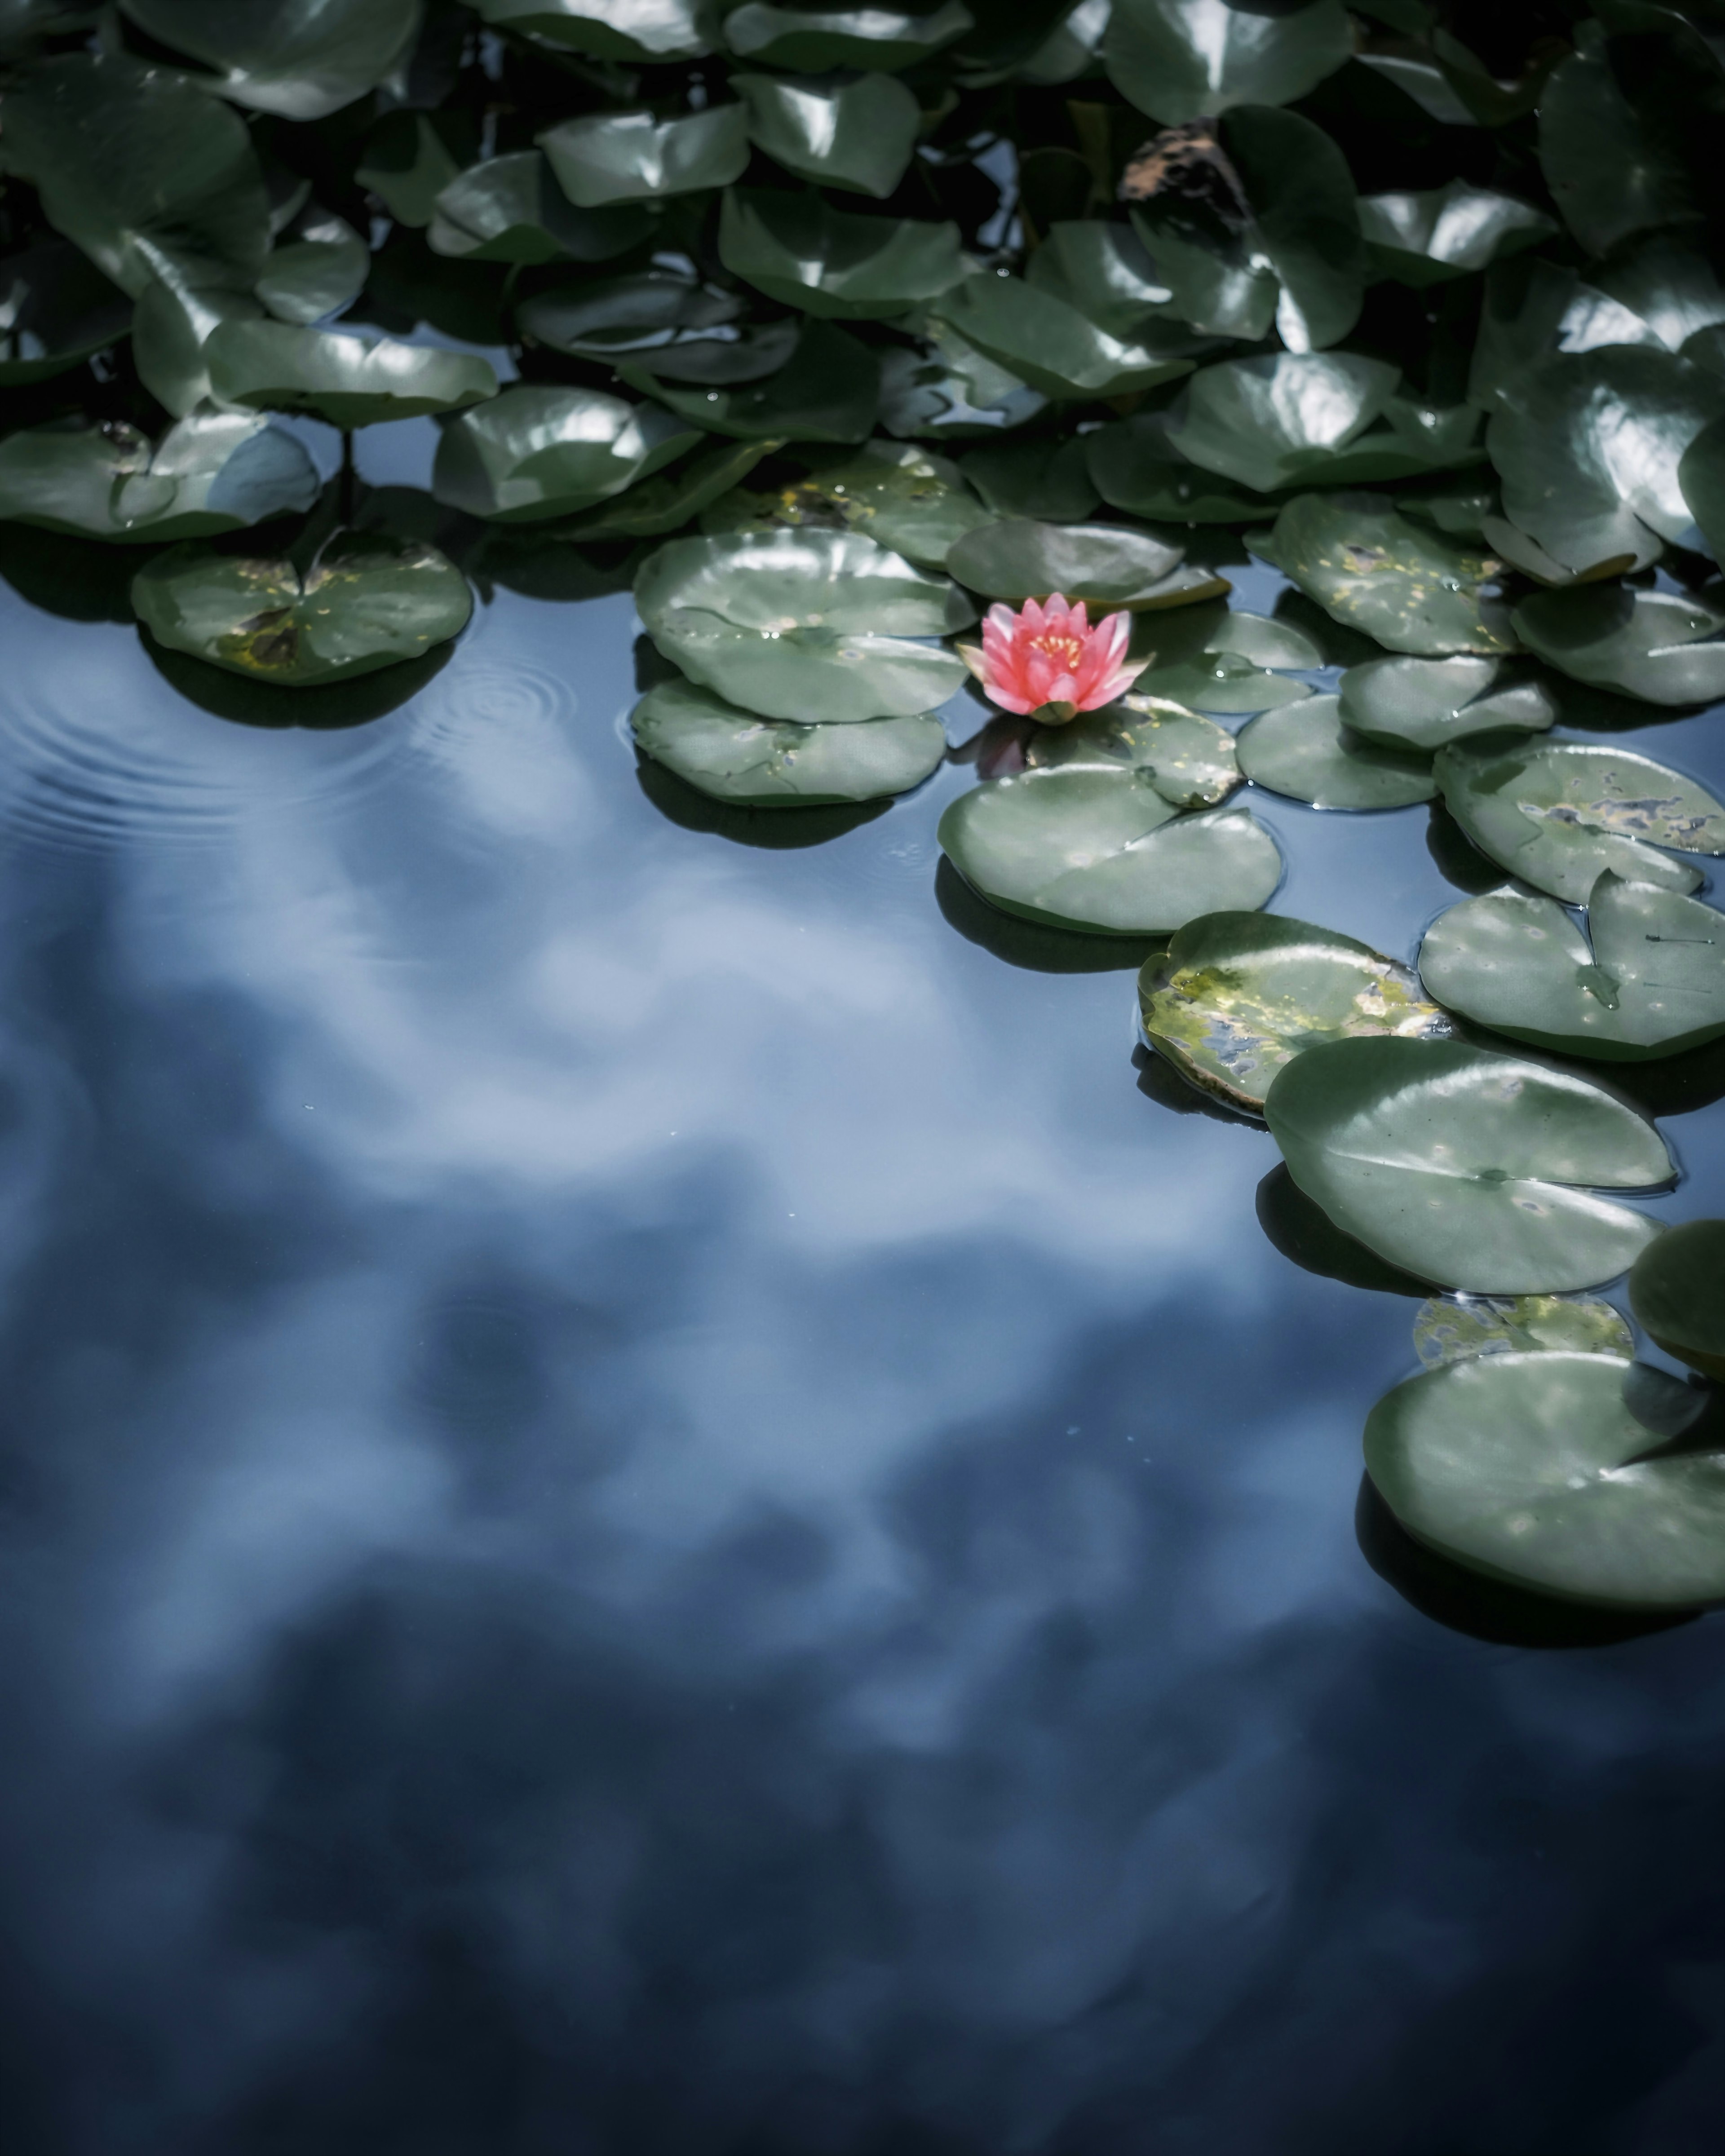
(1, 442, 1722, 2153)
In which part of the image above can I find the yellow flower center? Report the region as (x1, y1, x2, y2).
(1028, 632, 1084, 667)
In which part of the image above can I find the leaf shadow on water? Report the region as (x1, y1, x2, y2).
(1131, 1041, 1261, 1126)
(933, 856, 1163, 974)
(1425, 799, 1508, 894)
(1256, 1163, 1434, 1298)
(1446, 1015, 1725, 1122)
(634, 754, 891, 848)
(142, 636, 456, 731)
(1354, 1476, 1697, 1650)
(0, 524, 149, 624)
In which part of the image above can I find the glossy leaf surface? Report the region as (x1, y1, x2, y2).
(1265, 1038, 1670, 1293)
(256, 208, 368, 326)
(632, 676, 946, 806)
(947, 520, 1224, 610)
(1338, 655, 1557, 750)
(621, 319, 879, 443)
(1238, 693, 1437, 810)
(0, 411, 317, 542)
(433, 387, 700, 522)
(722, 3, 973, 71)
(936, 276, 1200, 402)
(1129, 602, 1319, 713)
(1631, 1220, 1725, 1380)
(1169, 355, 1478, 494)
(733, 71, 920, 198)
(1358, 183, 1554, 287)
(119, 0, 420, 120)
(0, 239, 131, 384)
(1512, 585, 1725, 708)
(1141, 912, 1451, 1112)
(539, 107, 750, 206)
(460, 0, 712, 61)
(699, 442, 986, 568)
(1025, 694, 1240, 807)
(1270, 494, 1515, 658)
(555, 439, 775, 541)
(1105, 0, 1352, 124)
(430, 153, 651, 265)
(718, 192, 964, 321)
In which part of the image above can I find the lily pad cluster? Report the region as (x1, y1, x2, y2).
(2, 0, 1724, 1619)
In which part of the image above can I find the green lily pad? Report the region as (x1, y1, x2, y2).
(429, 153, 651, 265)
(1024, 693, 1240, 807)
(1512, 585, 1725, 707)
(2, 52, 270, 297)
(877, 342, 1044, 438)
(1679, 413, 1725, 564)
(0, 411, 317, 542)
(934, 275, 1201, 402)
(946, 519, 1225, 611)
(1595, 233, 1725, 357)
(1435, 737, 1725, 903)
(0, 239, 131, 384)
(1487, 348, 1725, 577)
(1365, 1351, 1725, 1608)
(1127, 106, 1364, 350)
(517, 271, 744, 363)
(355, 111, 470, 230)
(432, 387, 700, 523)
(205, 321, 497, 427)
(1631, 1220, 1725, 1380)
(1084, 415, 1287, 524)
(539, 106, 750, 206)
(1238, 693, 1437, 810)
(717, 191, 964, 322)
(1338, 655, 1558, 751)
(698, 441, 986, 568)
(733, 70, 920, 198)
(256, 207, 368, 326)
(1105, 0, 1352, 124)
(1358, 182, 1555, 286)
(132, 530, 473, 686)
(1537, 44, 1701, 260)
(722, 2, 973, 71)
(619, 318, 879, 442)
(1467, 255, 1663, 415)
(1128, 602, 1319, 714)
(1271, 494, 1516, 658)
(1139, 911, 1453, 1112)
(1418, 875, 1725, 1063)
(1413, 1294, 1633, 1369)
(557, 439, 777, 541)
(938, 768, 1282, 935)
(1264, 1037, 1670, 1293)
(635, 528, 969, 720)
(459, 0, 712, 61)
(632, 675, 946, 806)
(1171, 355, 1483, 495)
(131, 268, 260, 418)
(118, 0, 420, 120)
(957, 438, 1099, 523)
(1024, 221, 1176, 340)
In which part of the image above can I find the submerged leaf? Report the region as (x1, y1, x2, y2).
(1141, 911, 1452, 1112)
(1265, 1037, 1671, 1293)
(632, 675, 946, 805)
(1631, 1220, 1725, 1380)
(1412, 1295, 1633, 1369)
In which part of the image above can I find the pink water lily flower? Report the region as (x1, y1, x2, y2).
(976, 592, 1143, 724)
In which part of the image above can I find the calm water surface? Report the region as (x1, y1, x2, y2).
(0, 456, 1722, 2152)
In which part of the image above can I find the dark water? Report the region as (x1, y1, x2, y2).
(0, 465, 1722, 2153)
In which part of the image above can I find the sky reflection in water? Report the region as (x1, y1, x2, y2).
(0, 533, 1721, 2155)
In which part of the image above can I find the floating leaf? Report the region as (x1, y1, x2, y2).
(1512, 584, 1725, 708)
(634, 528, 968, 720)
(1238, 693, 1436, 810)
(0, 411, 317, 542)
(1140, 912, 1452, 1112)
(1631, 1220, 1725, 1380)
(934, 275, 1201, 401)
(256, 206, 368, 326)
(1338, 655, 1557, 751)
(1467, 255, 1664, 415)
(118, 0, 420, 121)
(618, 318, 879, 442)
(1270, 493, 1515, 658)
(1419, 875, 1725, 1063)
(632, 675, 945, 806)
(1412, 1294, 1633, 1369)
(1537, 44, 1701, 260)
(1084, 414, 1287, 524)
(539, 106, 750, 206)
(356, 111, 469, 229)
(1486, 348, 1725, 577)
(1169, 355, 1480, 494)
(1365, 1352, 1725, 1608)
(1358, 182, 1554, 286)
(717, 190, 964, 322)
(723, 3, 973, 71)
(0, 239, 131, 384)
(1435, 737, 1725, 903)
(518, 270, 744, 363)
(1024, 220, 1176, 340)
(1025, 694, 1239, 807)
(430, 152, 651, 265)
(433, 387, 700, 522)
(1, 52, 270, 296)
(131, 268, 259, 417)
(558, 440, 778, 540)
(132, 531, 473, 685)
(1127, 106, 1364, 350)
(1679, 413, 1725, 564)
(938, 768, 1282, 935)
(1105, 0, 1352, 124)
(206, 321, 497, 426)
(947, 518, 1226, 610)
(1264, 1037, 1670, 1293)
(958, 437, 1098, 523)
(733, 70, 920, 198)
(699, 441, 986, 568)
(1127, 601, 1319, 714)
(459, 0, 712, 61)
